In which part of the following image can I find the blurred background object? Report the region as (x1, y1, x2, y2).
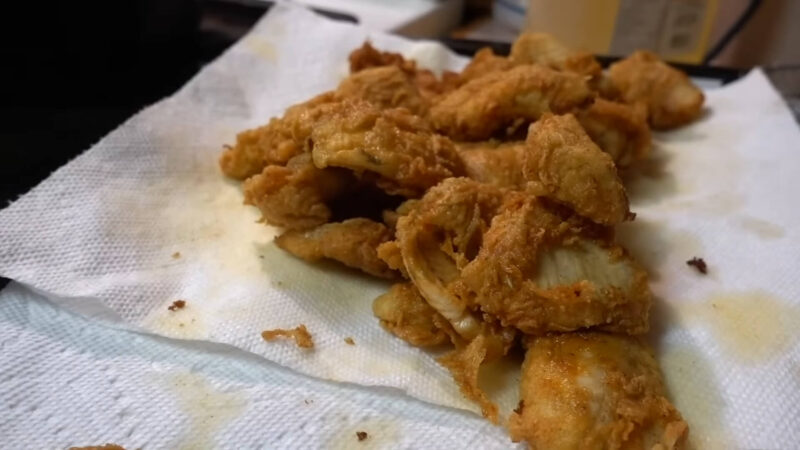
(293, 0, 463, 37)
(1, 0, 796, 206)
(523, 0, 720, 64)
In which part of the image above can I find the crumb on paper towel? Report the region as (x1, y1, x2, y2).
(172, 251, 181, 259)
(69, 445, 125, 450)
(356, 431, 368, 442)
(261, 324, 314, 349)
(344, 337, 355, 345)
(168, 300, 187, 311)
(686, 257, 707, 274)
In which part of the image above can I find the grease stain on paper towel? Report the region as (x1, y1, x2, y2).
(246, 36, 278, 62)
(682, 291, 800, 364)
(736, 215, 785, 239)
(143, 300, 209, 340)
(166, 371, 247, 450)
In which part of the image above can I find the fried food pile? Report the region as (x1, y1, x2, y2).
(221, 32, 705, 449)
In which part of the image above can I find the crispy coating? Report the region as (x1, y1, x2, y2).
(509, 32, 602, 79)
(577, 99, 651, 168)
(243, 153, 354, 230)
(431, 65, 593, 141)
(509, 332, 687, 449)
(261, 324, 314, 349)
(394, 179, 521, 357)
(453, 193, 651, 336)
(220, 92, 338, 179)
(381, 199, 419, 231)
(348, 41, 456, 102)
(415, 69, 461, 102)
(275, 218, 396, 278)
(459, 33, 601, 87)
(349, 41, 416, 74)
(438, 334, 499, 423)
(372, 282, 454, 347)
(311, 99, 463, 197)
(337, 65, 428, 115)
(458, 47, 515, 85)
(523, 114, 630, 225)
(607, 51, 704, 130)
(377, 241, 406, 277)
(457, 140, 527, 187)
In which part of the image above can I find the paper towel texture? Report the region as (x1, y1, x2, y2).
(0, 281, 516, 449)
(1, 4, 799, 447)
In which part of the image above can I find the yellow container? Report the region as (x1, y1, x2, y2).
(525, 0, 719, 63)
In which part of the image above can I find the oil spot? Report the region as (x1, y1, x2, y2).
(660, 345, 730, 450)
(246, 36, 278, 62)
(683, 291, 800, 364)
(164, 372, 247, 450)
(736, 215, 785, 239)
(142, 299, 208, 339)
(663, 191, 745, 216)
(256, 242, 390, 313)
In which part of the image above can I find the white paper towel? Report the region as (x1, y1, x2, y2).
(0, 281, 516, 449)
(1, 3, 799, 448)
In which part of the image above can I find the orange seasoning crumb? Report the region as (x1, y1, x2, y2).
(262, 324, 314, 349)
(344, 337, 355, 345)
(171, 252, 181, 259)
(167, 300, 186, 311)
(356, 431, 368, 442)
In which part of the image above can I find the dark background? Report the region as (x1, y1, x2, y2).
(0, 0, 265, 206)
(0, 1, 767, 207)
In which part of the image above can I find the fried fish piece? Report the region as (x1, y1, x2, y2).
(349, 41, 416, 74)
(377, 240, 406, 277)
(509, 332, 688, 450)
(337, 65, 428, 115)
(243, 153, 354, 230)
(220, 92, 338, 179)
(453, 193, 650, 336)
(381, 199, 419, 231)
(372, 282, 455, 347)
(458, 47, 515, 85)
(348, 41, 457, 102)
(523, 114, 630, 225)
(607, 50, 704, 130)
(430, 65, 593, 141)
(275, 218, 396, 278)
(577, 98, 651, 168)
(395, 178, 505, 336)
(311, 99, 463, 197)
(459, 33, 601, 87)
(394, 178, 518, 357)
(457, 140, 527, 187)
(509, 32, 602, 79)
